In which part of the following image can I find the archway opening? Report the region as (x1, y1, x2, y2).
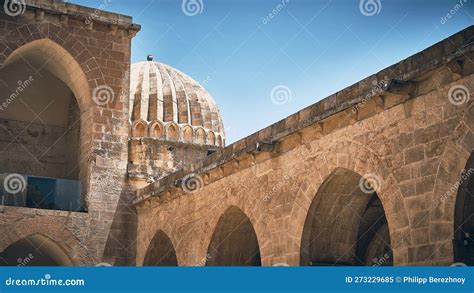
(0, 40, 86, 212)
(454, 151, 474, 265)
(208, 131, 215, 145)
(151, 123, 163, 138)
(300, 168, 392, 266)
(143, 230, 178, 266)
(183, 126, 193, 142)
(0, 234, 73, 266)
(167, 124, 178, 140)
(133, 122, 146, 137)
(206, 206, 261, 266)
(196, 128, 205, 144)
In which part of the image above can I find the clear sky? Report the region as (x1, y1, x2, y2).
(72, 0, 473, 144)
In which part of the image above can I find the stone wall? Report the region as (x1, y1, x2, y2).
(0, 0, 139, 265)
(0, 0, 472, 268)
(0, 118, 69, 178)
(0, 58, 81, 179)
(128, 138, 216, 183)
(135, 26, 474, 266)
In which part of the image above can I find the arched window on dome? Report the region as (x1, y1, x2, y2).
(132, 122, 147, 138)
(167, 124, 179, 141)
(207, 131, 215, 146)
(195, 128, 206, 144)
(182, 126, 193, 143)
(217, 135, 223, 147)
(150, 122, 163, 139)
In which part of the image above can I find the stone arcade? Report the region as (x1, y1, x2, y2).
(0, 0, 473, 267)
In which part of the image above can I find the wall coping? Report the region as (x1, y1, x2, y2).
(21, 0, 141, 32)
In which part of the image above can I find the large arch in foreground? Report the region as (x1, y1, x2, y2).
(0, 234, 74, 266)
(0, 38, 93, 211)
(143, 230, 178, 266)
(3, 38, 92, 112)
(300, 168, 392, 266)
(206, 206, 261, 266)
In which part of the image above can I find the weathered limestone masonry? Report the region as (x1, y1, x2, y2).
(0, 0, 472, 267)
(128, 139, 216, 185)
(135, 26, 474, 266)
(0, 0, 140, 265)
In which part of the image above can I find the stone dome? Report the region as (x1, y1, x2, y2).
(129, 58, 225, 147)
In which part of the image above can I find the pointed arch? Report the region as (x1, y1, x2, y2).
(195, 127, 206, 144)
(454, 152, 474, 265)
(206, 206, 261, 266)
(132, 120, 148, 137)
(207, 131, 216, 146)
(0, 234, 74, 266)
(0, 37, 93, 209)
(182, 125, 193, 143)
(3, 38, 91, 112)
(166, 123, 179, 141)
(143, 230, 178, 266)
(149, 121, 164, 138)
(300, 168, 392, 266)
(432, 102, 474, 264)
(286, 140, 409, 266)
(217, 135, 223, 147)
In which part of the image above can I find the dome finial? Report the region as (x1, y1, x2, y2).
(147, 54, 154, 61)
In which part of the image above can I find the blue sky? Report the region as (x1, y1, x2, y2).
(73, 0, 473, 143)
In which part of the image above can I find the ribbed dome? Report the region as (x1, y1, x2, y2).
(129, 60, 225, 146)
